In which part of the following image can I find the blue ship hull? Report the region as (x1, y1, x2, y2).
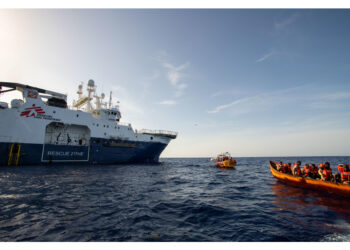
(0, 138, 168, 166)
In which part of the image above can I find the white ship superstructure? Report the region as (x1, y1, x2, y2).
(0, 80, 177, 166)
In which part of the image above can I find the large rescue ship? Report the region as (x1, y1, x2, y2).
(0, 80, 177, 166)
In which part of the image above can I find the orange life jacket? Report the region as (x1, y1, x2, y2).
(341, 171, 350, 182)
(323, 168, 332, 180)
(295, 166, 301, 176)
(281, 164, 288, 173)
(313, 166, 318, 174)
(337, 165, 344, 173)
(304, 165, 311, 174)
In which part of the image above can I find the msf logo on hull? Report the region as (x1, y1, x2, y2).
(20, 104, 45, 117)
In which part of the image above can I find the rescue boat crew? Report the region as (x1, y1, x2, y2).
(281, 163, 288, 174)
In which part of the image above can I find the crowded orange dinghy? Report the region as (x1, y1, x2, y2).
(212, 152, 237, 168)
(269, 161, 350, 198)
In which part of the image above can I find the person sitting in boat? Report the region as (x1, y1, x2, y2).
(337, 164, 345, 174)
(303, 164, 312, 178)
(292, 161, 301, 176)
(340, 165, 350, 184)
(320, 162, 333, 182)
(311, 164, 319, 179)
(280, 163, 288, 174)
(276, 162, 283, 172)
(287, 163, 292, 174)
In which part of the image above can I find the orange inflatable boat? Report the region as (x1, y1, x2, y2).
(269, 160, 350, 197)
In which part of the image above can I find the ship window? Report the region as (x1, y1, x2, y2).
(76, 114, 79, 117)
(53, 110, 56, 114)
(104, 132, 107, 136)
(94, 140, 100, 144)
(97, 124, 99, 127)
(107, 125, 109, 128)
(79, 139, 82, 145)
(150, 137, 153, 140)
(103, 125, 105, 127)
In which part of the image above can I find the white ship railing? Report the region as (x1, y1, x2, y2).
(117, 122, 132, 127)
(137, 129, 178, 139)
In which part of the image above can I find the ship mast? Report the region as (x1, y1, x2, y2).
(108, 91, 112, 109)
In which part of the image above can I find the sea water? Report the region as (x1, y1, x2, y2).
(0, 156, 349, 241)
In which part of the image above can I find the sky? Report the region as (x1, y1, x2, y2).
(0, 9, 350, 157)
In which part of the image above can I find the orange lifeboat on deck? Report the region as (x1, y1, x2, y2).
(269, 161, 350, 197)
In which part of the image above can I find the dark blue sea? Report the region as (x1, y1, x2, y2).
(0, 156, 350, 242)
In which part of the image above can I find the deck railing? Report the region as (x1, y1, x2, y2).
(137, 129, 178, 138)
(117, 122, 132, 127)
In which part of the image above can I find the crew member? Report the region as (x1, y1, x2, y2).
(281, 163, 288, 173)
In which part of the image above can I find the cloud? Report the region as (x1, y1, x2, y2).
(211, 91, 223, 98)
(207, 95, 262, 114)
(274, 13, 300, 31)
(156, 51, 190, 98)
(162, 61, 190, 88)
(207, 84, 311, 114)
(323, 92, 350, 101)
(256, 51, 275, 63)
(158, 100, 176, 105)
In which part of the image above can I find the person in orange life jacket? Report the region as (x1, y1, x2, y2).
(276, 161, 283, 172)
(287, 163, 292, 174)
(322, 162, 333, 182)
(292, 161, 301, 176)
(337, 164, 345, 174)
(318, 163, 325, 180)
(303, 164, 312, 178)
(340, 165, 350, 184)
(280, 163, 288, 173)
(311, 164, 319, 179)
(333, 164, 345, 183)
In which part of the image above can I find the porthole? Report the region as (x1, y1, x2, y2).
(76, 114, 79, 117)
(150, 137, 153, 140)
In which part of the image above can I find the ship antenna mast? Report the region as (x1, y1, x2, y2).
(108, 91, 112, 109)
